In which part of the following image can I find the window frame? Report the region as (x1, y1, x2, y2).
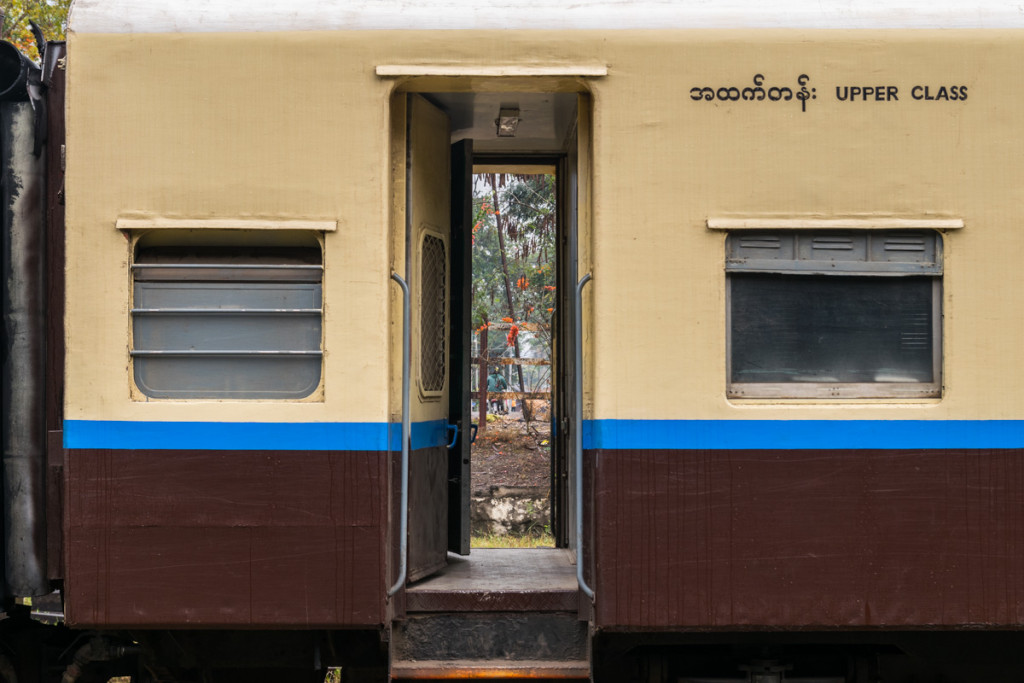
(725, 230, 943, 400)
(128, 230, 325, 401)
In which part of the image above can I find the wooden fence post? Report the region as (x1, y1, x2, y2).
(477, 326, 488, 432)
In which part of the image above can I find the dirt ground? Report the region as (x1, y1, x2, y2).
(471, 410, 551, 494)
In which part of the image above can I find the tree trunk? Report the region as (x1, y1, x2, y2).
(487, 174, 527, 402)
(478, 325, 488, 433)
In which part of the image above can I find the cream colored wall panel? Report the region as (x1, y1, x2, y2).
(65, 29, 1024, 425)
(66, 32, 394, 422)
(584, 33, 1024, 421)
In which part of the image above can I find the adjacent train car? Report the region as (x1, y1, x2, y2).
(1, 0, 1023, 680)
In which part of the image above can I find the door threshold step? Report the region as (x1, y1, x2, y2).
(390, 659, 590, 679)
(406, 549, 580, 612)
(407, 588, 580, 612)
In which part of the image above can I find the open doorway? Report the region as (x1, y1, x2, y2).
(470, 168, 558, 549)
(396, 90, 583, 585)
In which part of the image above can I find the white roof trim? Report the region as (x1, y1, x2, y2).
(70, 0, 1024, 34)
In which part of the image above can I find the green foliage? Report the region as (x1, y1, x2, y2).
(472, 173, 556, 326)
(471, 529, 555, 549)
(472, 173, 557, 402)
(1, 0, 71, 61)
(473, 172, 557, 361)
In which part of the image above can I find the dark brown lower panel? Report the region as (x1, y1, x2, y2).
(408, 445, 448, 583)
(65, 449, 387, 627)
(592, 448, 1024, 629)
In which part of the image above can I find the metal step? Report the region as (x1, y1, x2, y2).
(390, 611, 590, 679)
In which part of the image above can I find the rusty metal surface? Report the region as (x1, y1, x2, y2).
(592, 448, 1024, 629)
(64, 449, 387, 627)
(391, 661, 590, 678)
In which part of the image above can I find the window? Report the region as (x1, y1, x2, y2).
(131, 232, 323, 399)
(727, 231, 941, 399)
(419, 231, 448, 396)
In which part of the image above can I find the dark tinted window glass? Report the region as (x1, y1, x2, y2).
(730, 274, 934, 384)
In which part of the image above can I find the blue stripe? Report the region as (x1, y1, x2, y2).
(583, 419, 1024, 450)
(63, 419, 1024, 452)
(64, 419, 449, 451)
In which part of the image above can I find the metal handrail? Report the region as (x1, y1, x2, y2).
(574, 273, 594, 600)
(387, 272, 411, 597)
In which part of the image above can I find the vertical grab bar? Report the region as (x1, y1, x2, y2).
(575, 273, 594, 600)
(388, 272, 411, 597)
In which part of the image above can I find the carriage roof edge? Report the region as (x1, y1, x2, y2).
(68, 0, 1024, 35)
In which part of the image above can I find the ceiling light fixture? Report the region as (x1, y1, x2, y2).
(495, 107, 520, 137)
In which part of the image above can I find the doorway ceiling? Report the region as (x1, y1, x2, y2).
(427, 92, 577, 154)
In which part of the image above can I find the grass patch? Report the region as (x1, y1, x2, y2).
(471, 531, 555, 548)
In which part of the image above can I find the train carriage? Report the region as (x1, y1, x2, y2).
(0, 0, 1023, 680)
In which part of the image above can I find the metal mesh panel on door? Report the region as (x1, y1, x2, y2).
(420, 234, 447, 393)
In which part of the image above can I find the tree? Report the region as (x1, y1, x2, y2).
(473, 173, 557, 421)
(1, 0, 71, 62)
(473, 173, 557, 331)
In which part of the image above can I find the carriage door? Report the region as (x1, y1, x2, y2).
(447, 137, 474, 555)
(402, 94, 472, 584)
